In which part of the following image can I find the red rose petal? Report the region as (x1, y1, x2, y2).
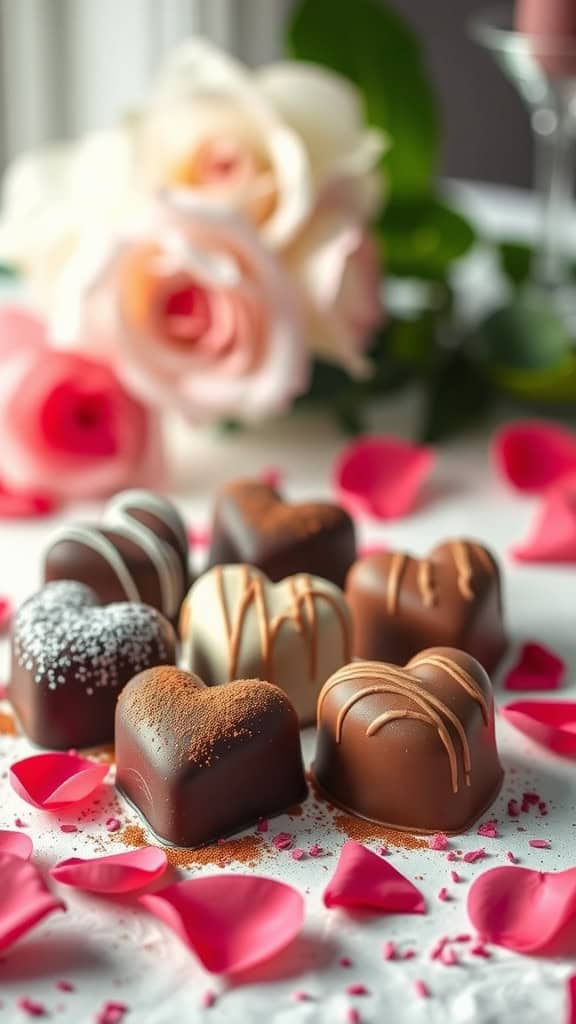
(333, 436, 435, 521)
(51, 848, 167, 894)
(323, 841, 426, 914)
(512, 477, 576, 563)
(504, 642, 566, 692)
(501, 700, 576, 757)
(494, 421, 576, 493)
(10, 753, 108, 809)
(468, 865, 576, 954)
(0, 830, 33, 860)
(0, 853, 65, 952)
(140, 874, 304, 974)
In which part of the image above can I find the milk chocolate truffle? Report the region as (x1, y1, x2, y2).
(44, 490, 190, 622)
(346, 540, 507, 674)
(208, 480, 356, 589)
(115, 668, 307, 848)
(10, 581, 176, 749)
(180, 564, 352, 726)
(313, 648, 503, 835)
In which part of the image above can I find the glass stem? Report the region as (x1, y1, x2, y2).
(533, 93, 576, 290)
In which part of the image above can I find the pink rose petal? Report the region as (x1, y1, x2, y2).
(323, 841, 426, 914)
(51, 847, 167, 894)
(504, 642, 566, 692)
(500, 700, 576, 757)
(333, 436, 435, 520)
(493, 421, 576, 493)
(512, 477, 576, 563)
(0, 853, 65, 952)
(468, 865, 576, 954)
(140, 874, 304, 974)
(0, 830, 33, 860)
(10, 753, 108, 809)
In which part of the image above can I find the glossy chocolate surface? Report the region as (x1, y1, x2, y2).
(9, 581, 176, 749)
(208, 480, 356, 589)
(44, 489, 190, 623)
(116, 668, 307, 848)
(346, 540, 507, 674)
(180, 564, 353, 726)
(313, 647, 503, 834)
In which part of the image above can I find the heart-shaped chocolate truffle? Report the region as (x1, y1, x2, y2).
(312, 647, 503, 834)
(208, 480, 356, 589)
(44, 489, 190, 622)
(10, 581, 176, 749)
(346, 540, 507, 673)
(180, 564, 352, 725)
(115, 667, 307, 847)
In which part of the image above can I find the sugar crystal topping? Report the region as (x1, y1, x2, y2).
(14, 581, 171, 695)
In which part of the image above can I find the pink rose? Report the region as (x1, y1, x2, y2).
(55, 194, 308, 423)
(0, 306, 163, 500)
(285, 203, 384, 378)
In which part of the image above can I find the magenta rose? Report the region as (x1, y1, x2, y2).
(0, 306, 163, 500)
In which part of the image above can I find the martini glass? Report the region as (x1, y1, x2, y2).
(471, 4, 576, 327)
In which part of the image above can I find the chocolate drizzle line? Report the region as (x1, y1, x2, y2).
(386, 553, 407, 613)
(215, 567, 351, 683)
(318, 656, 488, 794)
(450, 542, 475, 600)
(418, 560, 436, 607)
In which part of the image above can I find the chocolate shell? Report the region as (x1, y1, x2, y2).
(115, 667, 307, 848)
(312, 648, 503, 834)
(180, 564, 352, 726)
(44, 489, 190, 623)
(208, 480, 356, 589)
(346, 540, 507, 674)
(9, 581, 176, 749)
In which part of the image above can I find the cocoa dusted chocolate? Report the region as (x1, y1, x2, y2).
(208, 479, 356, 589)
(312, 648, 503, 835)
(9, 581, 176, 749)
(44, 489, 190, 623)
(179, 564, 353, 726)
(346, 540, 507, 674)
(115, 667, 307, 848)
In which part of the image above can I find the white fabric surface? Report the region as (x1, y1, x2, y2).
(0, 397, 574, 1024)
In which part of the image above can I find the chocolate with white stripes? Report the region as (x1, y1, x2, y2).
(346, 540, 507, 674)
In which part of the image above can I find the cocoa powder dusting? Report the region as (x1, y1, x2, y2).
(116, 824, 267, 869)
(333, 813, 426, 850)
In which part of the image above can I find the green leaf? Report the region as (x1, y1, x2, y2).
(496, 241, 533, 287)
(0, 263, 18, 278)
(379, 197, 476, 279)
(287, 0, 439, 197)
(492, 357, 576, 405)
(420, 349, 494, 442)
(476, 295, 573, 371)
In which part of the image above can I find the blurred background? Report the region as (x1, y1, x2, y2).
(0, 0, 531, 184)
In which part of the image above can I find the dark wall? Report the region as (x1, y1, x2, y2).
(387, 0, 533, 187)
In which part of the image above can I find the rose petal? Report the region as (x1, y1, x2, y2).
(10, 752, 109, 809)
(0, 830, 33, 860)
(333, 436, 435, 520)
(512, 477, 576, 563)
(0, 481, 56, 520)
(501, 700, 576, 757)
(0, 852, 65, 951)
(504, 642, 566, 692)
(493, 421, 576, 493)
(323, 841, 426, 914)
(468, 865, 576, 954)
(140, 874, 304, 974)
(51, 848, 167, 894)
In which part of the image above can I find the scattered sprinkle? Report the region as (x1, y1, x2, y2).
(429, 833, 449, 851)
(272, 832, 293, 851)
(413, 980, 430, 999)
(382, 941, 396, 961)
(470, 943, 490, 958)
(507, 799, 520, 818)
(477, 821, 499, 839)
(429, 937, 448, 960)
(56, 981, 74, 992)
(105, 818, 121, 833)
(402, 949, 416, 960)
(454, 933, 471, 943)
(17, 998, 47, 1017)
(378, 845, 389, 857)
(463, 848, 486, 863)
(256, 818, 268, 833)
(200, 991, 216, 1009)
(437, 887, 450, 902)
(94, 1001, 128, 1024)
(292, 991, 313, 1002)
(339, 957, 353, 968)
(528, 839, 550, 849)
(440, 947, 458, 966)
(291, 849, 305, 861)
(14, 818, 27, 828)
(308, 843, 324, 858)
(346, 1010, 361, 1024)
(60, 824, 78, 834)
(346, 984, 369, 997)
(506, 851, 519, 864)
(450, 870, 461, 883)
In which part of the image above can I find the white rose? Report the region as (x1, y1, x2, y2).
(137, 40, 386, 247)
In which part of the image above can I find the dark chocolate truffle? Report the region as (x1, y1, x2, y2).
(346, 540, 507, 674)
(312, 648, 503, 835)
(44, 489, 190, 622)
(180, 564, 352, 726)
(208, 480, 356, 589)
(115, 668, 307, 848)
(9, 581, 176, 749)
